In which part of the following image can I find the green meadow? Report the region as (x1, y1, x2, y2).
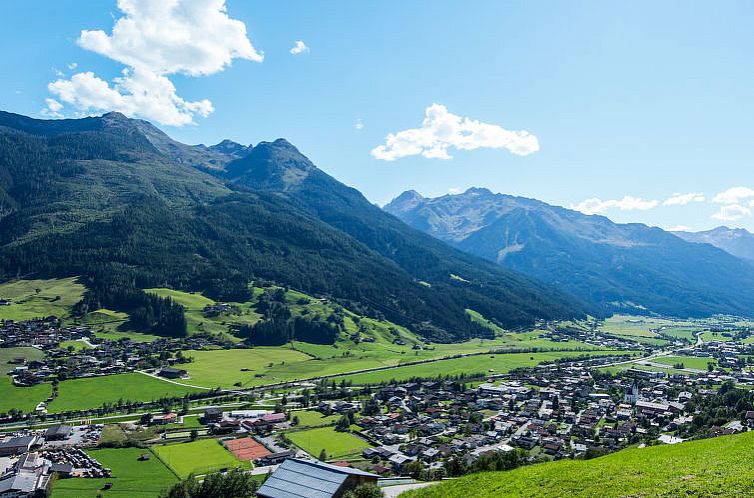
(287, 426, 372, 459)
(51, 447, 177, 498)
(338, 350, 635, 385)
(48, 373, 203, 412)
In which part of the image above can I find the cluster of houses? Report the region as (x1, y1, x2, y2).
(0, 317, 89, 349)
(289, 355, 753, 477)
(2, 317, 223, 389)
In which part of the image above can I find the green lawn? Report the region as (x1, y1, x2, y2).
(48, 373, 203, 412)
(0, 277, 85, 321)
(0, 377, 51, 414)
(291, 410, 340, 428)
(152, 438, 249, 477)
(652, 355, 716, 370)
(51, 447, 177, 498)
(287, 426, 372, 459)
(338, 350, 634, 385)
(702, 331, 734, 342)
(403, 430, 754, 498)
(181, 347, 313, 387)
(59, 340, 91, 352)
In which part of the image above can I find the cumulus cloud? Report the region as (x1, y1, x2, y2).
(45, 0, 261, 126)
(666, 225, 691, 232)
(572, 196, 659, 215)
(289, 40, 309, 55)
(712, 186, 754, 205)
(712, 204, 752, 221)
(707, 187, 754, 222)
(663, 192, 705, 206)
(371, 104, 540, 161)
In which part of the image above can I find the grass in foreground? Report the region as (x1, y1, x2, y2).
(152, 438, 249, 477)
(403, 430, 754, 498)
(286, 426, 372, 459)
(51, 447, 177, 498)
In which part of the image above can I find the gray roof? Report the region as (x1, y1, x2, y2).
(257, 458, 377, 498)
(0, 435, 37, 449)
(45, 425, 72, 437)
(0, 470, 40, 493)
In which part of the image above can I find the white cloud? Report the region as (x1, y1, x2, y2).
(354, 118, 364, 131)
(712, 186, 754, 205)
(663, 192, 705, 206)
(289, 40, 309, 55)
(46, 0, 260, 126)
(448, 187, 462, 194)
(40, 98, 64, 118)
(712, 204, 752, 221)
(666, 225, 690, 232)
(572, 196, 659, 215)
(371, 103, 540, 161)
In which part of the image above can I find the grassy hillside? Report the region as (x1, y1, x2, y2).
(403, 431, 754, 498)
(0, 277, 85, 320)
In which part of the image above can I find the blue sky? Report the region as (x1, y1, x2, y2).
(1, 0, 754, 231)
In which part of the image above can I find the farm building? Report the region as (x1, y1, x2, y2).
(0, 436, 39, 457)
(44, 425, 72, 441)
(257, 458, 378, 498)
(158, 367, 187, 379)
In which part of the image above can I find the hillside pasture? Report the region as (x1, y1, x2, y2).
(0, 277, 85, 321)
(402, 430, 754, 498)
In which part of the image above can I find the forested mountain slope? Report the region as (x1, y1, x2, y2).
(0, 111, 588, 341)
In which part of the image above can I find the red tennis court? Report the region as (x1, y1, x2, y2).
(223, 437, 272, 461)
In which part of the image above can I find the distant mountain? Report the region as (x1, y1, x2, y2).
(674, 226, 754, 264)
(385, 188, 754, 317)
(0, 111, 588, 341)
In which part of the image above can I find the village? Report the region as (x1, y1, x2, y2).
(1, 313, 754, 496)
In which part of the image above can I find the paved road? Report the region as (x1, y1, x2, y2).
(383, 482, 436, 497)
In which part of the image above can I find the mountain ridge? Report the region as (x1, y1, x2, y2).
(0, 110, 589, 340)
(674, 226, 754, 263)
(385, 187, 754, 317)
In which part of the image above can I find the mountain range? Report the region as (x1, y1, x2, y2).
(385, 188, 754, 317)
(0, 110, 588, 341)
(673, 226, 754, 264)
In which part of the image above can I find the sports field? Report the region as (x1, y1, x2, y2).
(652, 355, 717, 370)
(50, 447, 177, 498)
(153, 438, 250, 477)
(287, 426, 372, 459)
